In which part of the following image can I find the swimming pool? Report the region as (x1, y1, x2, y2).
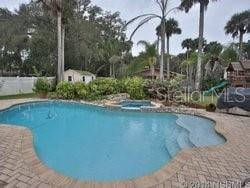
(0, 101, 225, 181)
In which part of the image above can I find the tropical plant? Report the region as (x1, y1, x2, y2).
(89, 78, 120, 97)
(56, 81, 75, 99)
(123, 77, 145, 99)
(74, 82, 89, 100)
(137, 40, 157, 79)
(157, 18, 181, 79)
(180, 0, 219, 90)
(225, 10, 250, 59)
(33, 78, 51, 98)
(126, 0, 180, 81)
(33, 78, 51, 93)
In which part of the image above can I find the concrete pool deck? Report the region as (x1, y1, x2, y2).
(0, 99, 249, 188)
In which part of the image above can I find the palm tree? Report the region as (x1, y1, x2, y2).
(225, 10, 250, 60)
(180, 0, 219, 90)
(164, 18, 181, 79)
(38, 0, 64, 83)
(126, 0, 180, 81)
(181, 38, 194, 80)
(137, 40, 157, 79)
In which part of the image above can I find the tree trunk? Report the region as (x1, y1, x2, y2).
(195, 2, 205, 91)
(239, 31, 244, 60)
(160, 21, 166, 81)
(57, 11, 62, 83)
(186, 50, 189, 80)
(110, 63, 112, 77)
(61, 25, 65, 80)
(156, 36, 160, 65)
(166, 35, 170, 80)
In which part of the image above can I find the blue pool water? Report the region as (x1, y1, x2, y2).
(0, 101, 225, 181)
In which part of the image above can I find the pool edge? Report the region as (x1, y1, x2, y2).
(0, 99, 239, 187)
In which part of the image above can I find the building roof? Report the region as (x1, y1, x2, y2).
(241, 60, 250, 70)
(64, 69, 95, 76)
(230, 62, 244, 71)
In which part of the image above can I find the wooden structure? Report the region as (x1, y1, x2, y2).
(226, 60, 250, 88)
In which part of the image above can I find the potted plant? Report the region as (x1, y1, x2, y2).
(33, 78, 51, 99)
(206, 103, 217, 112)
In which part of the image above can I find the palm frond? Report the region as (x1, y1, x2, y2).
(129, 15, 159, 40)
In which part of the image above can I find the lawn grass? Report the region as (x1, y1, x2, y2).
(183, 94, 218, 107)
(0, 93, 37, 100)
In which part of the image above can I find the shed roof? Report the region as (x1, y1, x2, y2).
(65, 69, 95, 76)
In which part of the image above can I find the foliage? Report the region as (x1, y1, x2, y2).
(0, 1, 130, 77)
(74, 82, 89, 100)
(89, 78, 119, 97)
(219, 44, 239, 66)
(33, 78, 51, 93)
(123, 77, 145, 100)
(201, 75, 222, 91)
(56, 82, 75, 99)
(144, 76, 184, 101)
(225, 10, 250, 39)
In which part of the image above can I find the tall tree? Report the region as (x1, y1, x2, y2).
(225, 10, 250, 60)
(180, 0, 219, 90)
(126, 0, 180, 81)
(38, 0, 64, 82)
(181, 38, 194, 80)
(164, 18, 181, 79)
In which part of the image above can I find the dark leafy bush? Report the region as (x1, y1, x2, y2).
(56, 82, 75, 99)
(33, 78, 51, 93)
(74, 82, 89, 100)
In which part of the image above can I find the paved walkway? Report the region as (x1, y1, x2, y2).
(0, 99, 249, 188)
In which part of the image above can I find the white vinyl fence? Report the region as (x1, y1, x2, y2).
(0, 77, 55, 96)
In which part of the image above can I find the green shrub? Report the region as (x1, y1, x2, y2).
(123, 77, 145, 99)
(33, 78, 51, 93)
(89, 78, 119, 97)
(56, 82, 75, 99)
(74, 82, 89, 100)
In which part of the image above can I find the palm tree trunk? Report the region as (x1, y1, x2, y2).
(195, 2, 205, 91)
(156, 36, 160, 65)
(57, 11, 62, 83)
(160, 21, 166, 81)
(110, 64, 112, 77)
(166, 35, 170, 80)
(239, 31, 243, 60)
(186, 50, 189, 80)
(61, 25, 65, 80)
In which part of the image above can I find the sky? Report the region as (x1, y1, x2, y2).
(1, 0, 250, 56)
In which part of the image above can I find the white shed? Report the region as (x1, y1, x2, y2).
(63, 69, 96, 84)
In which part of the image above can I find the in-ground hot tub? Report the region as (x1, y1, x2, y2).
(0, 101, 225, 181)
(119, 100, 155, 110)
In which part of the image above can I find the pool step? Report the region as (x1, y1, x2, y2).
(177, 130, 195, 149)
(165, 128, 182, 157)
